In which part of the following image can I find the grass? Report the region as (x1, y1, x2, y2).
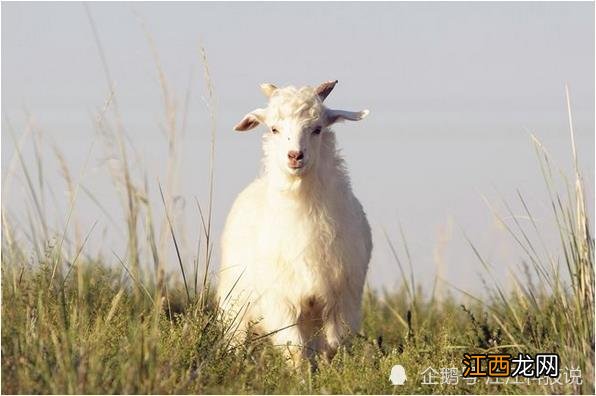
(1, 257, 593, 394)
(1, 10, 594, 394)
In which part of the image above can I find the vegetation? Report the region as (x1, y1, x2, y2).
(1, 237, 593, 394)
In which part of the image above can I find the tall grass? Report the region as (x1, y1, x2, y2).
(1, 9, 594, 393)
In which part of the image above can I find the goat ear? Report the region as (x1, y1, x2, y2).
(234, 108, 266, 132)
(326, 109, 369, 124)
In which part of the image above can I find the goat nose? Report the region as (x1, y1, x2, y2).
(288, 150, 304, 160)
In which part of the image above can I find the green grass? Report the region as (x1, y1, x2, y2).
(1, 255, 593, 394)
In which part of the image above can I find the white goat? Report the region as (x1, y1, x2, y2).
(217, 80, 372, 364)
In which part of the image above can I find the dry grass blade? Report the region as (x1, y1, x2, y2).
(52, 141, 82, 251)
(112, 251, 154, 304)
(5, 120, 48, 240)
(86, 3, 140, 277)
(143, 175, 163, 290)
(196, 44, 217, 311)
(382, 227, 414, 304)
(159, 183, 191, 304)
(49, 141, 96, 288)
(61, 221, 98, 287)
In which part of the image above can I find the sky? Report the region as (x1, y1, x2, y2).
(2, 2, 594, 296)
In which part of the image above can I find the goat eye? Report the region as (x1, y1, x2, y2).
(271, 127, 279, 134)
(312, 127, 322, 135)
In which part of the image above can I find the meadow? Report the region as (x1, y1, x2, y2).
(1, 26, 594, 394)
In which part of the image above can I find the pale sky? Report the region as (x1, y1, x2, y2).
(2, 2, 594, 296)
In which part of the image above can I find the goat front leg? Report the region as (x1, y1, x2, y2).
(260, 301, 305, 367)
(323, 295, 362, 360)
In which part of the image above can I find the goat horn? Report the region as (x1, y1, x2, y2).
(315, 80, 338, 101)
(260, 83, 278, 97)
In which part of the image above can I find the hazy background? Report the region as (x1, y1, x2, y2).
(2, 2, 594, 296)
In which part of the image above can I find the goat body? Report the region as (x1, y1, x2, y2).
(217, 82, 371, 363)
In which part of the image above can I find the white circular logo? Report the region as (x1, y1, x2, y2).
(390, 364, 407, 385)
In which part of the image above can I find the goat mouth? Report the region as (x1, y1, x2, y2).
(288, 161, 304, 170)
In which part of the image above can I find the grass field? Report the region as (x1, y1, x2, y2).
(1, 27, 594, 393)
(1, 225, 593, 394)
